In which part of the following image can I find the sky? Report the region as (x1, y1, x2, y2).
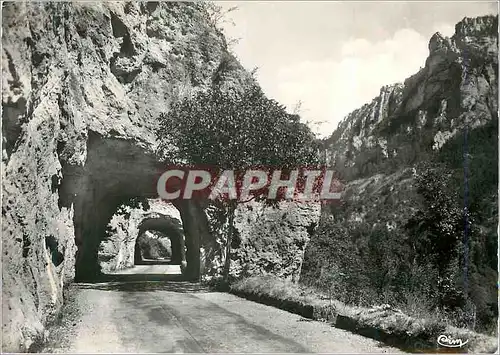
(216, 1, 498, 137)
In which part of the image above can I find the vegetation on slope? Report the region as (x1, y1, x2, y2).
(229, 275, 498, 353)
(137, 231, 172, 260)
(301, 120, 498, 333)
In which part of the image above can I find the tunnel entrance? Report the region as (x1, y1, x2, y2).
(130, 228, 184, 277)
(135, 230, 173, 264)
(98, 199, 191, 279)
(134, 216, 186, 268)
(58, 132, 215, 282)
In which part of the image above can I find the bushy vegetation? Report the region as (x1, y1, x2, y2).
(301, 122, 498, 333)
(231, 275, 318, 305)
(232, 275, 444, 342)
(137, 231, 172, 260)
(437, 118, 499, 331)
(229, 275, 497, 353)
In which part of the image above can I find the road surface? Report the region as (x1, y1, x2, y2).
(108, 263, 182, 275)
(43, 266, 401, 353)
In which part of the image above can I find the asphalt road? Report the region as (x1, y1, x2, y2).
(44, 267, 401, 353)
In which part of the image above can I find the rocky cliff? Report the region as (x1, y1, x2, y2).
(324, 15, 497, 181)
(315, 15, 498, 238)
(206, 201, 321, 282)
(301, 15, 498, 330)
(2, 2, 254, 351)
(2, 2, 322, 351)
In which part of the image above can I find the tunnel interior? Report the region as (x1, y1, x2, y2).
(57, 132, 214, 282)
(134, 217, 186, 268)
(135, 230, 173, 263)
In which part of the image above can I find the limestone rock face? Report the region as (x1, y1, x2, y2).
(204, 201, 321, 282)
(2, 2, 322, 351)
(232, 201, 321, 282)
(324, 15, 498, 181)
(2, 2, 252, 351)
(310, 16, 499, 272)
(317, 15, 498, 237)
(303, 16, 498, 315)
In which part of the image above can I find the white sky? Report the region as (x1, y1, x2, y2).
(216, 1, 498, 137)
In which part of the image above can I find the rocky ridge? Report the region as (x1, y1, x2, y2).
(324, 15, 498, 181)
(203, 201, 321, 282)
(312, 15, 498, 258)
(301, 15, 498, 333)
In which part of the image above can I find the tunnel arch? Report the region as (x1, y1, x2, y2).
(134, 216, 186, 266)
(135, 230, 174, 263)
(60, 132, 215, 282)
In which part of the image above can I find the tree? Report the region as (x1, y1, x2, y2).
(156, 84, 320, 281)
(197, 1, 240, 48)
(198, 1, 238, 29)
(405, 162, 470, 310)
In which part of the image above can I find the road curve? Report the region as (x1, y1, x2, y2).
(43, 280, 402, 353)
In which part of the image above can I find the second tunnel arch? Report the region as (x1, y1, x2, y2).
(134, 216, 187, 267)
(61, 132, 216, 282)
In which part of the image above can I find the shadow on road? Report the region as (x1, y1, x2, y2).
(75, 274, 210, 293)
(99, 273, 185, 282)
(135, 259, 173, 265)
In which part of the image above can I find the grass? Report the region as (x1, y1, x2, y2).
(224, 275, 498, 353)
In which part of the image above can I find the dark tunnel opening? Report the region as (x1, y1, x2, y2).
(58, 132, 215, 283)
(134, 217, 186, 268)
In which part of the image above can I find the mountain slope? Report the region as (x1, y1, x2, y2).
(302, 15, 498, 332)
(2, 2, 253, 351)
(323, 15, 497, 181)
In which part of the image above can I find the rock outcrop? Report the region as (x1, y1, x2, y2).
(2, 2, 253, 351)
(302, 15, 498, 330)
(203, 201, 321, 282)
(231, 201, 321, 282)
(314, 15, 498, 239)
(5, 2, 494, 351)
(324, 15, 498, 181)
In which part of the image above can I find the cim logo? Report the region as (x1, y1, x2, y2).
(437, 334, 469, 348)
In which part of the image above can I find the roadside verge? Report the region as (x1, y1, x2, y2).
(212, 275, 497, 353)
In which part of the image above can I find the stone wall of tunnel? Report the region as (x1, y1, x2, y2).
(1, 1, 312, 351)
(69, 133, 322, 284)
(99, 199, 187, 272)
(62, 132, 215, 282)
